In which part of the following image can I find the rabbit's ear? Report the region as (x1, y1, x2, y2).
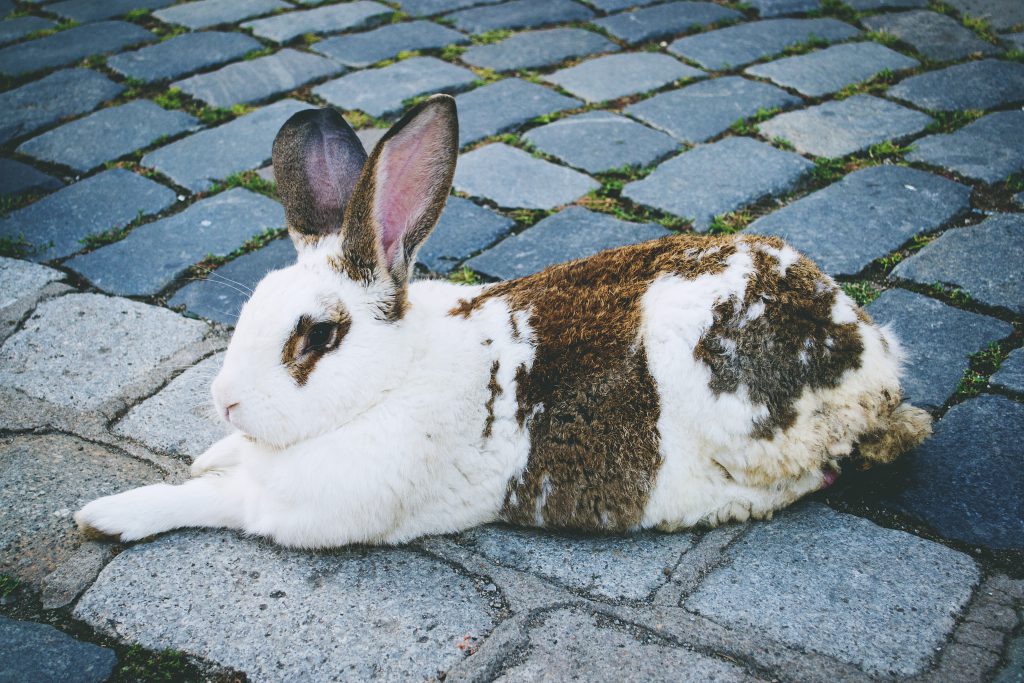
(340, 95, 458, 289)
(272, 108, 367, 246)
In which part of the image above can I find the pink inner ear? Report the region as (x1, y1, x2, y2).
(374, 111, 445, 267)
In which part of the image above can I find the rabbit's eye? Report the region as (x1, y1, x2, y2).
(305, 322, 336, 351)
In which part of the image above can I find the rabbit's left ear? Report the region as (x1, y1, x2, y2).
(272, 108, 367, 247)
(339, 95, 458, 293)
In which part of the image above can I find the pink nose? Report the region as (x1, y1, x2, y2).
(223, 402, 240, 422)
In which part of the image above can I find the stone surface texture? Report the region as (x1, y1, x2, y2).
(417, 196, 515, 273)
(0, 158, 62, 196)
(594, 1, 742, 45)
(0, 21, 154, 77)
(745, 42, 918, 97)
(462, 27, 617, 72)
(0, 69, 123, 145)
(523, 111, 678, 173)
(991, 347, 1024, 395)
(906, 110, 1024, 184)
(544, 52, 704, 103)
(242, 1, 393, 43)
(153, 0, 288, 29)
(108, 31, 262, 83)
(861, 10, 998, 62)
(444, 0, 594, 34)
(313, 20, 467, 68)
(454, 143, 598, 209)
(0, 616, 118, 683)
(888, 59, 1024, 112)
(455, 77, 580, 146)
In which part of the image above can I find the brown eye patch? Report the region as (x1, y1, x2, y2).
(281, 306, 352, 386)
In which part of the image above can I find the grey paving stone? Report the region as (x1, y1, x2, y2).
(444, 0, 594, 34)
(49, 0, 175, 23)
(417, 196, 514, 272)
(242, 1, 393, 43)
(0, 0, 11, 13)
(586, 0, 660, 9)
(453, 143, 598, 209)
(745, 42, 918, 97)
(991, 347, 1024, 395)
(17, 100, 197, 173)
(153, 0, 288, 30)
(464, 206, 671, 280)
(594, 1, 743, 45)
(0, 16, 54, 45)
(1003, 32, 1024, 50)
(115, 353, 232, 459)
(173, 49, 342, 109)
(0, 615, 117, 683)
(866, 289, 1013, 408)
(544, 53, 704, 104)
(0, 20, 155, 77)
(395, 0, 503, 16)
(625, 76, 801, 144)
(862, 10, 998, 62)
(40, 543, 114, 611)
(892, 212, 1024, 314)
(906, 110, 1024, 184)
(1015, 191, 1024, 208)
(0, 256, 62, 312)
(668, 17, 860, 71)
(0, 158, 62, 196)
(142, 99, 309, 192)
(462, 27, 617, 72)
(0, 293, 207, 410)
(945, 0, 1024, 32)
(458, 525, 694, 600)
(890, 395, 1024, 550)
(686, 503, 979, 677)
(75, 531, 497, 681)
(844, 0, 926, 8)
(108, 32, 263, 84)
(0, 169, 177, 261)
(66, 189, 285, 297)
(497, 609, 758, 682)
(758, 95, 932, 158)
(313, 21, 466, 68)
(523, 111, 678, 174)
(623, 136, 812, 230)
(314, 57, 476, 118)
(0, 433, 163, 583)
(455, 77, 580, 147)
(747, 0, 821, 16)
(169, 236, 294, 325)
(356, 127, 387, 151)
(748, 166, 970, 276)
(889, 59, 1024, 112)
(0, 69, 123, 145)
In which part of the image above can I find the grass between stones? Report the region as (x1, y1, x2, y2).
(153, 87, 254, 126)
(840, 281, 884, 307)
(956, 342, 1009, 397)
(78, 210, 145, 251)
(809, 140, 914, 186)
(729, 107, 781, 136)
(0, 574, 20, 598)
(448, 265, 481, 284)
(189, 227, 286, 277)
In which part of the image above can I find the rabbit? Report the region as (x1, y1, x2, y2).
(76, 94, 932, 548)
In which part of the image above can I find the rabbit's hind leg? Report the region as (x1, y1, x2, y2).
(75, 471, 247, 542)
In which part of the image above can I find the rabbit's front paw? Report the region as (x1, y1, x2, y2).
(75, 486, 174, 542)
(190, 435, 244, 477)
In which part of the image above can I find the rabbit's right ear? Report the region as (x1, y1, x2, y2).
(272, 108, 368, 247)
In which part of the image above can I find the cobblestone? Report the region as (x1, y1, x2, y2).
(0, 293, 207, 410)
(314, 57, 476, 118)
(888, 395, 1024, 551)
(746, 0, 821, 16)
(991, 347, 1024, 396)
(686, 503, 979, 678)
(544, 52, 704, 104)
(464, 206, 670, 279)
(0, 256, 63, 341)
(523, 111, 678, 173)
(945, 0, 1024, 31)
(0, 16, 54, 45)
(1, 615, 117, 683)
(242, 1, 393, 43)
(0, 68, 123, 145)
(174, 49, 341, 109)
(625, 76, 800, 143)
(65, 188, 285, 296)
(623, 136, 812, 230)
(168, 236, 294, 326)
(395, 0, 503, 16)
(888, 59, 1024, 112)
(108, 31, 261, 84)
(668, 18, 860, 70)
(861, 10, 998, 62)
(16, 100, 197, 173)
(594, 1, 742, 45)
(892, 212, 1024, 314)
(153, 0, 289, 30)
(461, 27, 617, 72)
(0, 158, 62, 196)
(313, 20, 467, 68)
(444, 0, 594, 34)
(49, 0, 175, 23)
(906, 110, 1024, 184)
(758, 95, 932, 158)
(0, 20, 154, 78)
(866, 288, 1013, 408)
(417, 196, 514, 273)
(0, 169, 177, 261)
(454, 143, 598, 209)
(748, 165, 970, 275)
(142, 99, 309, 192)
(455, 77, 580, 147)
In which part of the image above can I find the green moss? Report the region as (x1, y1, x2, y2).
(448, 265, 481, 284)
(153, 87, 185, 110)
(729, 106, 780, 135)
(243, 46, 275, 61)
(79, 210, 145, 249)
(440, 44, 467, 61)
(864, 29, 899, 47)
(841, 281, 882, 307)
(471, 29, 511, 45)
(706, 210, 753, 235)
(110, 646, 191, 683)
(961, 13, 999, 43)
(124, 8, 151, 20)
(781, 35, 829, 56)
(956, 342, 1007, 398)
(924, 109, 984, 134)
(0, 574, 20, 598)
(209, 170, 277, 198)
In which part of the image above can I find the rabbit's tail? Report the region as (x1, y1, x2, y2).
(857, 401, 933, 465)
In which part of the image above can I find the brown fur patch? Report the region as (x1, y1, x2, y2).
(693, 244, 864, 439)
(483, 360, 501, 439)
(452, 234, 742, 532)
(281, 306, 352, 386)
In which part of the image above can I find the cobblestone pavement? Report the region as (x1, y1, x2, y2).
(0, 0, 1022, 680)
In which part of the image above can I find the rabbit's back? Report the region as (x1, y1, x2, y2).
(450, 233, 926, 533)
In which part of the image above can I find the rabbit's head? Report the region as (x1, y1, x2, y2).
(211, 95, 458, 447)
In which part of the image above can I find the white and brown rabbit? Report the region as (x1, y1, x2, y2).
(76, 95, 932, 548)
